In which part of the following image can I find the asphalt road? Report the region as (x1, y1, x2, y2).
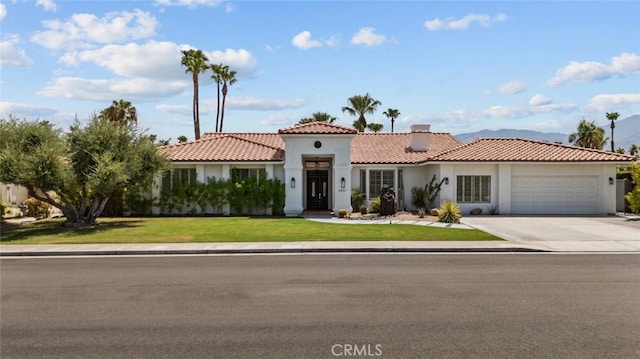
(2, 254, 639, 359)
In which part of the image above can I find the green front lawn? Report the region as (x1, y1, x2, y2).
(0, 217, 502, 244)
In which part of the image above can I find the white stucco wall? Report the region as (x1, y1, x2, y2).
(280, 134, 355, 216)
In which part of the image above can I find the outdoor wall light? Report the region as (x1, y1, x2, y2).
(341, 177, 346, 188)
(291, 177, 296, 188)
(609, 177, 614, 185)
(443, 177, 449, 185)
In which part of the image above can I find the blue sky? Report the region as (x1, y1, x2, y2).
(1, 0, 639, 142)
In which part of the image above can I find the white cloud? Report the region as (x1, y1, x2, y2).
(529, 94, 552, 106)
(526, 120, 561, 131)
(36, 0, 57, 12)
(227, 96, 307, 110)
(587, 93, 640, 112)
(156, 104, 190, 115)
(0, 34, 34, 67)
(424, 13, 507, 31)
(292, 31, 323, 50)
(547, 52, 640, 87)
(37, 77, 185, 102)
(495, 80, 525, 95)
(260, 114, 299, 127)
(0, 101, 58, 117)
(350, 27, 387, 47)
(31, 9, 158, 50)
(154, 0, 224, 9)
(204, 48, 258, 77)
(0, 3, 6, 21)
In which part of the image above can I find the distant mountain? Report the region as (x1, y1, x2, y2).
(455, 129, 567, 144)
(454, 114, 639, 153)
(606, 114, 640, 152)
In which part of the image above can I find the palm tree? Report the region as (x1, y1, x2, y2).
(606, 112, 620, 152)
(210, 63, 225, 132)
(367, 123, 384, 133)
(218, 66, 237, 132)
(382, 108, 400, 133)
(99, 99, 137, 124)
(568, 119, 608, 150)
(298, 112, 338, 124)
(341, 93, 381, 132)
(181, 49, 209, 140)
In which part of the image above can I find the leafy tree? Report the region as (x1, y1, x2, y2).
(181, 49, 209, 139)
(218, 65, 237, 132)
(341, 93, 381, 132)
(367, 123, 383, 132)
(606, 112, 620, 152)
(99, 99, 138, 124)
(177, 135, 188, 143)
(0, 116, 170, 226)
(298, 112, 338, 124)
(625, 162, 640, 214)
(630, 144, 639, 156)
(568, 119, 607, 150)
(382, 108, 400, 133)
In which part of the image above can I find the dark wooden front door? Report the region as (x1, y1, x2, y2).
(306, 170, 329, 210)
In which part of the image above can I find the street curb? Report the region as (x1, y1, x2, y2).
(0, 247, 548, 257)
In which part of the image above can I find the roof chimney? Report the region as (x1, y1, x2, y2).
(410, 124, 431, 152)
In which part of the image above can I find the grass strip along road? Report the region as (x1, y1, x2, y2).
(0, 217, 501, 244)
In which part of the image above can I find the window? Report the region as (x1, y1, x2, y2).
(456, 176, 491, 203)
(369, 170, 394, 199)
(162, 168, 197, 192)
(231, 168, 266, 182)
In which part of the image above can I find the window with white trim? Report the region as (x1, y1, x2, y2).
(162, 168, 197, 192)
(368, 170, 395, 199)
(456, 175, 491, 203)
(231, 168, 266, 183)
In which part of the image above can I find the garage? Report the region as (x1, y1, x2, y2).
(511, 175, 599, 214)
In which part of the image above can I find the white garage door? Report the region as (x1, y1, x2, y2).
(511, 176, 599, 214)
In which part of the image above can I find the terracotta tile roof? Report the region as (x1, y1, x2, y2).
(432, 137, 637, 162)
(351, 133, 462, 164)
(278, 122, 358, 134)
(160, 133, 284, 162)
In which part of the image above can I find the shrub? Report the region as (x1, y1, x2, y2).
(487, 205, 500, 215)
(25, 197, 51, 220)
(0, 202, 7, 222)
(351, 188, 365, 210)
(338, 209, 348, 218)
(359, 205, 368, 215)
(417, 208, 426, 218)
(369, 197, 380, 213)
(411, 186, 425, 210)
(625, 162, 640, 214)
(438, 200, 461, 224)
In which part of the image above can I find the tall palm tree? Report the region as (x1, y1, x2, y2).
(606, 112, 620, 152)
(298, 112, 338, 124)
(210, 63, 225, 132)
(181, 49, 209, 140)
(367, 123, 384, 133)
(568, 119, 608, 150)
(99, 99, 137, 124)
(382, 108, 400, 133)
(341, 93, 381, 132)
(218, 66, 237, 132)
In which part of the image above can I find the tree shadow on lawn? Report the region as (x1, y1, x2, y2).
(0, 218, 145, 243)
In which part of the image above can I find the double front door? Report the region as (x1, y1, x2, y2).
(306, 170, 329, 210)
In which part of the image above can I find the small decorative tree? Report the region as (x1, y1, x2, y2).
(424, 174, 446, 210)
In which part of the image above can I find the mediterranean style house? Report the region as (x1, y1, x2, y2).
(156, 122, 635, 216)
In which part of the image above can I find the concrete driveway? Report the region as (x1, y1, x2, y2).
(462, 215, 640, 252)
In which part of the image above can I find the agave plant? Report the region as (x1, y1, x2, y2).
(438, 200, 462, 224)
